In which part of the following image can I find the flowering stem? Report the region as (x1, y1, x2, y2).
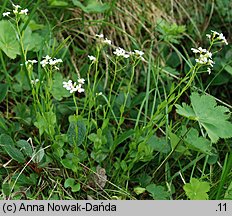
(73, 93, 78, 116)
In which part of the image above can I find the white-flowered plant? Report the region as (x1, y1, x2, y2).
(88, 55, 96, 62)
(19, 9, 28, 15)
(31, 79, 39, 85)
(103, 38, 112, 45)
(96, 34, 104, 39)
(77, 78, 85, 85)
(40, 55, 63, 68)
(25, 59, 38, 65)
(134, 49, 145, 61)
(191, 30, 228, 74)
(3, 12, 10, 17)
(113, 47, 130, 58)
(95, 34, 112, 45)
(63, 78, 85, 94)
(191, 47, 214, 67)
(208, 30, 228, 45)
(2, 3, 29, 17)
(94, 33, 145, 61)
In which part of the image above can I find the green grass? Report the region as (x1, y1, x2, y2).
(0, 0, 231, 200)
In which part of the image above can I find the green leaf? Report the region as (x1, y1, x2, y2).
(0, 84, 8, 103)
(147, 135, 171, 154)
(175, 104, 196, 120)
(32, 148, 45, 164)
(222, 62, 232, 76)
(184, 128, 212, 155)
(48, 0, 69, 6)
(0, 20, 20, 59)
(169, 132, 190, 155)
(71, 183, 81, 192)
(90, 150, 108, 163)
(51, 73, 71, 101)
(0, 134, 25, 163)
(113, 129, 134, 147)
(134, 187, 146, 195)
(72, 0, 110, 13)
(176, 92, 232, 143)
(156, 19, 186, 44)
(61, 159, 74, 170)
(224, 180, 232, 199)
(12, 173, 38, 186)
(67, 116, 86, 147)
(64, 178, 75, 188)
(16, 140, 33, 157)
(2, 183, 11, 196)
(22, 27, 43, 52)
(183, 178, 210, 200)
(146, 184, 169, 200)
(34, 111, 56, 136)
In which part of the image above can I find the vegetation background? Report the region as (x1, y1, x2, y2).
(0, 0, 231, 200)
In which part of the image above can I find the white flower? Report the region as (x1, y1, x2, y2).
(76, 84, 85, 93)
(63, 80, 72, 90)
(12, 4, 21, 9)
(31, 79, 39, 84)
(49, 58, 62, 65)
(218, 33, 228, 45)
(40, 59, 48, 67)
(123, 53, 130, 58)
(113, 47, 130, 58)
(88, 55, 96, 62)
(96, 92, 103, 96)
(103, 38, 112, 45)
(40, 56, 62, 67)
(26, 59, 38, 64)
(134, 50, 145, 61)
(211, 30, 220, 36)
(78, 78, 85, 85)
(192, 46, 214, 69)
(198, 47, 207, 53)
(206, 34, 211, 39)
(63, 79, 85, 94)
(191, 48, 200, 53)
(12, 4, 21, 14)
(134, 50, 144, 56)
(208, 59, 215, 67)
(3, 12, 10, 17)
(205, 51, 212, 58)
(207, 67, 211, 74)
(44, 55, 51, 61)
(19, 9, 28, 15)
(96, 34, 104, 38)
(211, 30, 228, 45)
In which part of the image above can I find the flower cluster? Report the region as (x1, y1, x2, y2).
(191, 47, 214, 74)
(40, 55, 62, 69)
(113, 47, 145, 61)
(25, 55, 62, 71)
(94, 33, 145, 61)
(2, 3, 28, 17)
(207, 31, 228, 45)
(191, 31, 228, 74)
(113, 47, 130, 58)
(96, 34, 112, 45)
(63, 78, 85, 94)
